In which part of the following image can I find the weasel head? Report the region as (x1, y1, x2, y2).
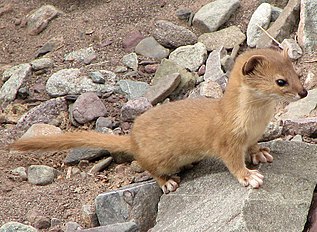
(240, 48, 307, 102)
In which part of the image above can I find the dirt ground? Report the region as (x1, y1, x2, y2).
(0, 0, 316, 230)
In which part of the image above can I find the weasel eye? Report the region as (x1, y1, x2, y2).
(276, 79, 288, 87)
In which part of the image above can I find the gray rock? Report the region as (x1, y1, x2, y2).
(193, 0, 240, 33)
(278, 88, 317, 120)
(0, 63, 31, 104)
(175, 8, 193, 21)
(304, 71, 317, 90)
(65, 221, 82, 232)
(16, 97, 68, 131)
(96, 116, 113, 130)
(33, 216, 51, 229)
(198, 26, 246, 51)
(256, 0, 300, 48)
(282, 117, 317, 137)
(291, 134, 302, 142)
(28, 165, 58, 185)
(114, 66, 128, 73)
(30, 57, 53, 71)
(27, 5, 61, 35)
(121, 97, 152, 122)
(261, 121, 283, 141)
(64, 47, 96, 64)
(0, 222, 37, 232)
(221, 55, 235, 72)
(152, 141, 317, 232)
(88, 157, 113, 174)
(89, 71, 105, 84)
(153, 59, 197, 96)
(281, 38, 303, 60)
(82, 204, 99, 228)
(135, 37, 170, 59)
(35, 37, 64, 57)
(199, 80, 223, 98)
(64, 148, 110, 165)
(153, 20, 197, 48)
(95, 180, 162, 232)
(169, 42, 207, 72)
(122, 53, 138, 71)
(72, 92, 107, 124)
(298, 0, 317, 52)
(144, 73, 181, 105)
(204, 47, 228, 89)
(10, 167, 28, 181)
(247, 3, 272, 47)
(118, 80, 149, 100)
(46, 68, 115, 97)
(80, 222, 138, 232)
(271, 6, 283, 22)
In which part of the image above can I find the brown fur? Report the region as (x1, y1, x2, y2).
(10, 48, 307, 193)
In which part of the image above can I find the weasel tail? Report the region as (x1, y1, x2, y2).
(10, 131, 134, 155)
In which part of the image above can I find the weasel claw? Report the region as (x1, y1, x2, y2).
(251, 147, 273, 165)
(161, 179, 179, 194)
(239, 169, 264, 189)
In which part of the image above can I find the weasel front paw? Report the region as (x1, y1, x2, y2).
(250, 147, 273, 165)
(238, 169, 264, 189)
(161, 176, 180, 194)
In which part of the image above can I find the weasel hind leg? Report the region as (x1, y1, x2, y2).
(154, 175, 181, 194)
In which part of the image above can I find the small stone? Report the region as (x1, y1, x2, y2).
(122, 30, 145, 52)
(282, 117, 317, 137)
(51, 218, 62, 227)
(153, 20, 197, 48)
(130, 161, 144, 173)
(122, 53, 138, 71)
(82, 205, 99, 227)
(281, 38, 303, 60)
(10, 167, 28, 181)
(221, 55, 234, 72)
(27, 5, 61, 35)
(197, 65, 206, 76)
(134, 172, 152, 183)
(193, 0, 240, 33)
(64, 47, 96, 64)
(17, 87, 29, 99)
(64, 148, 110, 165)
(291, 134, 302, 142)
(198, 26, 246, 51)
(135, 37, 170, 59)
(64, 222, 81, 232)
(304, 71, 317, 90)
(96, 116, 113, 130)
(175, 8, 193, 21)
(121, 97, 152, 122)
(33, 216, 51, 229)
(35, 37, 64, 57)
(144, 64, 159, 74)
(72, 92, 107, 124)
(21, 123, 62, 139)
(261, 121, 283, 141)
(30, 58, 54, 71)
(144, 73, 181, 105)
(88, 157, 113, 174)
(114, 66, 128, 73)
(0, 222, 37, 232)
(247, 3, 272, 47)
(271, 6, 283, 22)
(199, 80, 223, 98)
(28, 165, 58, 185)
(169, 42, 207, 72)
(89, 71, 105, 84)
(118, 80, 149, 100)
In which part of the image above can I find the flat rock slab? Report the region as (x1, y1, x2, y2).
(198, 26, 246, 51)
(152, 141, 317, 232)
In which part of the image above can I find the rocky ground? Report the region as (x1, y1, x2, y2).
(1, 0, 317, 231)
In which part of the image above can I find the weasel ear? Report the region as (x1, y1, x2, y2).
(242, 55, 266, 76)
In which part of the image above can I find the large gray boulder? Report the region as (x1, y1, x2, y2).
(151, 140, 317, 231)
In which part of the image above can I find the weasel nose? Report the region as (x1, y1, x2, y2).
(299, 89, 308, 99)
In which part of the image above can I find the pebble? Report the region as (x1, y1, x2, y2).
(30, 57, 54, 71)
(17, 87, 29, 99)
(88, 157, 113, 174)
(0, 63, 32, 104)
(199, 80, 224, 98)
(35, 37, 64, 57)
(169, 42, 207, 72)
(82, 204, 99, 227)
(135, 36, 170, 59)
(64, 47, 96, 64)
(271, 6, 282, 22)
(175, 8, 193, 21)
(198, 26, 246, 51)
(10, 167, 28, 181)
(130, 161, 144, 173)
(193, 0, 240, 32)
(144, 64, 159, 74)
(122, 53, 138, 71)
(122, 30, 144, 52)
(28, 165, 58, 185)
(21, 123, 62, 139)
(88, 71, 105, 84)
(304, 71, 317, 90)
(153, 20, 197, 48)
(281, 38, 303, 60)
(0, 222, 37, 232)
(33, 216, 51, 229)
(261, 121, 283, 141)
(64, 148, 110, 165)
(72, 92, 107, 124)
(96, 116, 114, 130)
(247, 3, 272, 47)
(114, 66, 128, 73)
(118, 80, 149, 100)
(121, 97, 152, 122)
(27, 5, 61, 35)
(144, 73, 181, 105)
